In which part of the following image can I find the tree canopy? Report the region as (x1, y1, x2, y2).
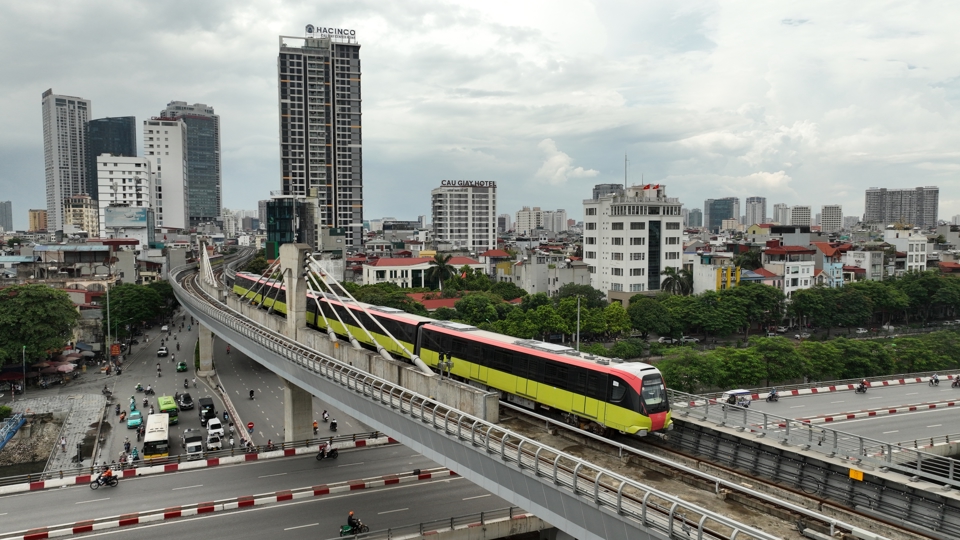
(0, 285, 80, 366)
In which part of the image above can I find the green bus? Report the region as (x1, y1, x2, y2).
(158, 396, 179, 425)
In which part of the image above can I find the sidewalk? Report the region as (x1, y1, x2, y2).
(7, 393, 107, 473)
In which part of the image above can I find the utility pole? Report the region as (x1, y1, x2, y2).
(576, 296, 581, 351)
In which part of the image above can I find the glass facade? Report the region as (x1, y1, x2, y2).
(266, 198, 317, 257)
(178, 115, 220, 226)
(647, 221, 661, 291)
(85, 117, 137, 200)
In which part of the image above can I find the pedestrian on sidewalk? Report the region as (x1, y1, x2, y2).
(60, 436, 67, 453)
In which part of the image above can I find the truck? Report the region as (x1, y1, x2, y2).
(181, 429, 204, 460)
(198, 397, 216, 427)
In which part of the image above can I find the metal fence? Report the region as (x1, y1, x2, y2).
(0, 413, 24, 450)
(669, 388, 960, 489)
(322, 507, 530, 540)
(174, 264, 780, 540)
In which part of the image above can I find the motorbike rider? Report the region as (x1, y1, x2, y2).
(313, 420, 319, 434)
(135, 383, 143, 392)
(226, 345, 231, 354)
(860, 378, 868, 390)
(318, 440, 329, 458)
(97, 466, 114, 485)
(330, 418, 338, 431)
(933, 373, 940, 384)
(322, 410, 329, 422)
(184, 379, 189, 389)
(347, 511, 360, 531)
(145, 384, 152, 394)
(142, 397, 148, 408)
(249, 389, 255, 399)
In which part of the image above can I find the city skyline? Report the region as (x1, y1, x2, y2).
(4, 4, 960, 230)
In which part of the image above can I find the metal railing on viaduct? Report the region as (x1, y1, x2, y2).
(171, 263, 777, 540)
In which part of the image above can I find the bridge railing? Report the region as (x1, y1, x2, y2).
(669, 389, 960, 490)
(173, 264, 780, 540)
(323, 507, 531, 540)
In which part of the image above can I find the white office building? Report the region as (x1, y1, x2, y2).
(883, 230, 927, 274)
(515, 207, 567, 235)
(744, 196, 766, 227)
(789, 205, 812, 227)
(96, 155, 156, 235)
(582, 184, 683, 298)
(143, 118, 188, 229)
(773, 203, 790, 225)
(42, 89, 91, 232)
(431, 181, 497, 252)
(820, 204, 843, 233)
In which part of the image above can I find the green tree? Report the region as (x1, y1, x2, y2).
(432, 307, 458, 321)
(147, 280, 179, 314)
(846, 280, 908, 326)
(732, 249, 762, 271)
(554, 283, 606, 309)
(709, 347, 766, 389)
(831, 338, 893, 379)
(489, 281, 526, 301)
(104, 284, 163, 337)
(797, 341, 842, 381)
(657, 348, 713, 393)
(244, 255, 270, 275)
(749, 335, 805, 385)
(660, 267, 693, 296)
(0, 285, 80, 366)
(454, 293, 500, 325)
(6, 237, 24, 248)
(426, 253, 456, 290)
(531, 304, 569, 340)
(626, 296, 672, 338)
(723, 283, 785, 336)
(603, 302, 632, 337)
(520, 292, 551, 312)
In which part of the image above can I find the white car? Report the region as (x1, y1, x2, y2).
(206, 417, 225, 438)
(776, 326, 789, 333)
(680, 336, 700, 344)
(795, 333, 811, 340)
(161, 325, 169, 332)
(856, 328, 868, 334)
(657, 337, 677, 344)
(157, 346, 169, 357)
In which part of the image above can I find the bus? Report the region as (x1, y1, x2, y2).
(158, 396, 178, 424)
(142, 413, 170, 459)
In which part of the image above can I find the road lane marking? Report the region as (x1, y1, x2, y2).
(790, 405, 805, 409)
(882, 430, 899, 434)
(463, 494, 491, 500)
(259, 473, 287, 478)
(77, 498, 110, 504)
(868, 397, 881, 399)
(172, 485, 203, 491)
(906, 392, 918, 396)
(928, 424, 942, 428)
(830, 401, 845, 404)
(378, 508, 409, 514)
(338, 462, 364, 467)
(284, 523, 319, 530)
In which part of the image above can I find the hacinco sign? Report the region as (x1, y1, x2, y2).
(441, 180, 496, 188)
(305, 25, 356, 38)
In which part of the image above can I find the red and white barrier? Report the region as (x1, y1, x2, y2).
(798, 400, 959, 425)
(0, 436, 398, 497)
(0, 467, 455, 540)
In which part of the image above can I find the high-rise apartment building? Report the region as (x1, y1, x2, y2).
(820, 204, 843, 233)
(688, 208, 702, 228)
(583, 184, 683, 296)
(789, 205, 812, 227)
(864, 187, 939, 228)
(42, 89, 91, 232)
(431, 181, 497, 252)
(64, 194, 99, 236)
(514, 207, 567, 235)
(143, 118, 188, 229)
(744, 196, 766, 226)
(96, 155, 155, 235)
(161, 101, 221, 227)
(0, 201, 12, 232)
(258, 200, 269, 229)
(704, 197, 740, 232)
(278, 29, 363, 248)
(497, 213, 512, 233)
(773, 203, 790, 225)
(85, 117, 137, 200)
(28, 209, 48, 232)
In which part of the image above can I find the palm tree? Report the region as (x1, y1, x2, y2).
(426, 253, 455, 290)
(733, 250, 762, 271)
(660, 267, 693, 295)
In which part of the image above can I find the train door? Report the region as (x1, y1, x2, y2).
(470, 363, 488, 383)
(572, 372, 599, 418)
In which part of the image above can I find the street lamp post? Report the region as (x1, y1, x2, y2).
(21, 345, 26, 400)
(576, 295, 581, 351)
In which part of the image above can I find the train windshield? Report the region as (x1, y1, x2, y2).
(640, 375, 669, 414)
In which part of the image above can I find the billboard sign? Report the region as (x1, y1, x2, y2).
(104, 207, 148, 228)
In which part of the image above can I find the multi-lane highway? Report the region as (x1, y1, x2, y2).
(0, 446, 507, 536)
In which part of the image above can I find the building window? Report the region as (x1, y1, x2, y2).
(587, 266, 596, 273)
(611, 253, 623, 261)
(630, 252, 645, 261)
(630, 222, 645, 230)
(630, 237, 645, 246)
(665, 252, 680, 260)
(585, 222, 596, 230)
(630, 268, 644, 276)
(611, 283, 623, 292)
(611, 268, 623, 276)
(665, 237, 679, 245)
(585, 251, 596, 259)
(585, 208, 597, 216)
(666, 222, 680, 230)
(629, 283, 644, 292)
(611, 237, 624, 245)
(585, 237, 596, 245)
(612, 222, 624, 230)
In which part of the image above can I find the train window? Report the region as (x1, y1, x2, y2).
(640, 375, 667, 412)
(451, 338, 469, 356)
(543, 362, 569, 390)
(493, 350, 513, 373)
(575, 371, 588, 394)
(609, 378, 627, 402)
(587, 373, 605, 399)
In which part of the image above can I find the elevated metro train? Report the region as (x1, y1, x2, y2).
(233, 271, 671, 436)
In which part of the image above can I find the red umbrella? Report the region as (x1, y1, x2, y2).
(32, 361, 53, 369)
(56, 364, 76, 373)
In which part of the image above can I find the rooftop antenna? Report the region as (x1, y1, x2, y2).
(624, 154, 628, 189)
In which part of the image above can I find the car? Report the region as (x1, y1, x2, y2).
(794, 333, 811, 340)
(680, 336, 700, 344)
(206, 433, 222, 451)
(161, 325, 169, 332)
(657, 337, 677, 344)
(766, 332, 778, 337)
(157, 346, 169, 357)
(206, 417, 225, 438)
(856, 328, 868, 334)
(776, 326, 789, 333)
(178, 393, 194, 410)
(176, 361, 188, 372)
(126, 410, 143, 429)
(721, 389, 753, 406)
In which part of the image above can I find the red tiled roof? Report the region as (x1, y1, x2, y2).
(757, 223, 772, 228)
(752, 268, 779, 278)
(811, 242, 855, 258)
(938, 262, 960, 273)
(480, 249, 510, 257)
(842, 265, 867, 274)
(367, 256, 480, 267)
(895, 251, 907, 257)
(813, 268, 824, 277)
(765, 245, 816, 255)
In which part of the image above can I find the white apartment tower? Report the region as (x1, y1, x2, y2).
(789, 205, 812, 226)
(42, 89, 91, 232)
(744, 196, 766, 226)
(515, 207, 568, 235)
(143, 118, 188, 229)
(431, 181, 497, 252)
(278, 30, 363, 247)
(582, 184, 683, 295)
(820, 204, 843, 233)
(96, 155, 156, 235)
(773, 203, 790, 225)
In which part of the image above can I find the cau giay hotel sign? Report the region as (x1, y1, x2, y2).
(440, 180, 496, 188)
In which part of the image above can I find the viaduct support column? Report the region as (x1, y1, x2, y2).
(282, 376, 313, 443)
(197, 324, 216, 376)
(279, 243, 309, 341)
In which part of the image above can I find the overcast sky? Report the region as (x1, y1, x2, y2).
(2, 1, 960, 230)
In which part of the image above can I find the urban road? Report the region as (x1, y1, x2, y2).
(0, 447, 508, 538)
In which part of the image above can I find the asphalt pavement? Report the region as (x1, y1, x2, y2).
(749, 381, 960, 418)
(823, 407, 960, 443)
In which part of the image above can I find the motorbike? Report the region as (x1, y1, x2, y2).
(142, 398, 148, 408)
(144, 387, 155, 395)
(90, 476, 119, 490)
(930, 378, 940, 387)
(765, 392, 779, 403)
(249, 390, 255, 400)
(316, 447, 339, 461)
(953, 379, 960, 388)
(855, 384, 868, 394)
(115, 404, 120, 416)
(135, 384, 143, 393)
(330, 420, 338, 432)
(314, 425, 319, 436)
(184, 379, 189, 389)
(340, 522, 369, 536)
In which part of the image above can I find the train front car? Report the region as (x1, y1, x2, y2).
(418, 321, 672, 436)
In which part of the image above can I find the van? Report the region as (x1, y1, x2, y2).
(198, 397, 216, 427)
(182, 429, 204, 460)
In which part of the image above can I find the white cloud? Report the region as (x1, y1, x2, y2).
(534, 139, 599, 185)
